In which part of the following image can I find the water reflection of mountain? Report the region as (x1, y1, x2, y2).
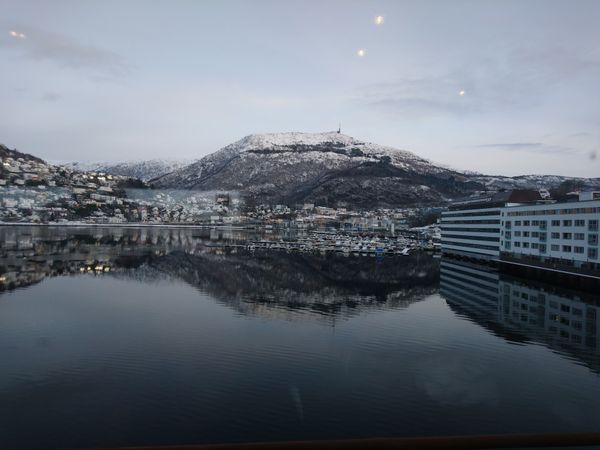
(0, 226, 440, 320)
(440, 258, 600, 373)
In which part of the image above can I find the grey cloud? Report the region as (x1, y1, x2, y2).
(0, 24, 130, 78)
(358, 45, 600, 118)
(477, 142, 544, 149)
(359, 74, 479, 118)
(41, 92, 61, 102)
(476, 142, 579, 156)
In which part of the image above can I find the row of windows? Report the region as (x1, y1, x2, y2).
(547, 245, 598, 258)
(439, 227, 500, 233)
(440, 219, 501, 225)
(547, 232, 598, 244)
(504, 242, 599, 258)
(509, 220, 546, 227)
(549, 219, 596, 228)
(505, 207, 600, 216)
(443, 234, 500, 242)
(504, 232, 598, 244)
(512, 231, 542, 238)
(442, 210, 500, 218)
(511, 241, 546, 250)
(442, 240, 499, 251)
(507, 219, 598, 229)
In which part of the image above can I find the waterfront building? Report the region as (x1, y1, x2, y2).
(440, 190, 542, 260)
(500, 195, 600, 275)
(441, 191, 600, 278)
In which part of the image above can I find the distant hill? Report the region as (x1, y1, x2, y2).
(5, 136, 600, 209)
(0, 143, 46, 164)
(66, 159, 193, 182)
(149, 132, 600, 207)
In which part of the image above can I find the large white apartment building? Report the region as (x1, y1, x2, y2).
(501, 197, 600, 273)
(441, 191, 600, 278)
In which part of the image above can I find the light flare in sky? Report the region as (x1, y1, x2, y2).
(9, 30, 26, 39)
(375, 15, 384, 25)
(459, 90, 466, 96)
(357, 48, 366, 57)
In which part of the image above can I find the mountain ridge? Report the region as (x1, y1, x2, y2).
(149, 131, 600, 207)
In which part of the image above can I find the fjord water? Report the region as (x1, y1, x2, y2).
(1, 227, 600, 450)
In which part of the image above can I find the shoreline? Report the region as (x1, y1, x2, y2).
(0, 222, 256, 230)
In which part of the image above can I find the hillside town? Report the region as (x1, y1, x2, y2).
(1, 145, 444, 239)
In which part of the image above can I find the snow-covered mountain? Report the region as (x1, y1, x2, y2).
(468, 174, 600, 191)
(67, 159, 193, 182)
(148, 132, 600, 207)
(150, 131, 482, 207)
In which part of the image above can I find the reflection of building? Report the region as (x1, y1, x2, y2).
(441, 191, 600, 278)
(440, 259, 499, 316)
(0, 227, 440, 323)
(440, 258, 600, 372)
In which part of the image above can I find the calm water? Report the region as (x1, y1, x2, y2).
(1, 226, 600, 450)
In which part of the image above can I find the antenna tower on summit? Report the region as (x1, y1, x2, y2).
(337, 123, 341, 134)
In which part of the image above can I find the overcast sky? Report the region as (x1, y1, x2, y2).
(1, 0, 599, 176)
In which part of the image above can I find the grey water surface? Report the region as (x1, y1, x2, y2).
(1, 226, 599, 450)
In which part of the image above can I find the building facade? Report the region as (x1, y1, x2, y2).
(500, 199, 600, 274)
(441, 191, 600, 278)
(440, 190, 542, 260)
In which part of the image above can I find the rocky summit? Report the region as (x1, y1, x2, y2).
(149, 132, 600, 208)
(149, 132, 486, 208)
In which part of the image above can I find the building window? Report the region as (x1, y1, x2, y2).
(551, 244, 560, 251)
(590, 220, 599, 231)
(540, 244, 547, 253)
(574, 246, 584, 254)
(563, 245, 572, 252)
(540, 221, 547, 230)
(523, 242, 530, 248)
(589, 248, 598, 259)
(551, 232, 560, 239)
(589, 234, 598, 245)
(552, 220, 560, 226)
(505, 220, 512, 229)
(575, 233, 585, 240)
(514, 242, 521, 247)
(532, 232, 539, 238)
(531, 243, 539, 249)
(563, 232, 572, 239)
(575, 220, 585, 226)
(563, 220, 573, 227)
(505, 241, 511, 249)
(515, 221, 522, 226)
(524, 220, 530, 226)
(505, 231, 511, 239)
(523, 231, 530, 237)
(515, 231, 522, 237)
